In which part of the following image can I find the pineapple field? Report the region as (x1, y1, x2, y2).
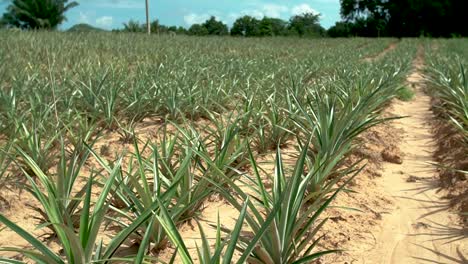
(0, 32, 466, 263)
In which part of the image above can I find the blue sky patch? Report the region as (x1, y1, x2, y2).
(0, 0, 341, 30)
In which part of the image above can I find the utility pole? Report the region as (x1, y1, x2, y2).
(145, 0, 150, 34)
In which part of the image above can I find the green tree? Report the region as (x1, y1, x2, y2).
(118, 19, 187, 35)
(176, 26, 187, 35)
(258, 17, 288, 36)
(150, 19, 161, 33)
(123, 19, 144, 33)
(339, 0, 468, 37)
(327, 21, 353, 37)
(340, 0, 391, 37)
(231, 15, 260, 37)
(1, 0, 78, 29)
(202, 16, 228, 35)
(289, 12, 325, 37)
(188, 23, 209, 36)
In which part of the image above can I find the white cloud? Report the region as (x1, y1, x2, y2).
(183, 13, 224, 25)
(262, 4, 289, 18)
(228, 13, 239, 20)
(78, 11, 90, 24)
(291, 4, 319, 16)
(227, 4, 288, 21)
(96, 0, 142, 9)
(240, 9, 264, 19)
(96, 16, 113, 28)
(183, 13, 210, 25)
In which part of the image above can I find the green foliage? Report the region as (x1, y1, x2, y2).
(0, 33, 418, 262)
(289, 12, 325, 37)
(231, 15, 260, 37)
(396, 86, 415, 101)
(327, 21, 353, 37)
(211, 145, 347, 263)
(0, 148, 156, 263)
(1, 0, 78, 29)
(67, 23, 104, 33)
(0, 141, 12, 188)
(231, 14, 324, 37)
(202, 16, 229, 36)
(425, 39, 468, 221)
(259, 17, 289, 36)
(158, 199, 256, 264)
(117, 13, 325, 38)
(427, 45, 468, 143)
(336, 0, 468, 37)
(158, 145, 351, 264)
(122, 19, 143, 33)
(184, 17, 230, 36)
(117, 19, 187, 35)
(188, 23, 209, 36)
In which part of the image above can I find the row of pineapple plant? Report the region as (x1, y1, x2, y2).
(425, 39, 467, 220)
(0, 33, 416, 262)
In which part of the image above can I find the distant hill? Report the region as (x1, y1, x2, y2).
(67, 23, 105, 32)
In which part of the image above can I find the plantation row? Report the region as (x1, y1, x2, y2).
(0, 33, 419, 263)
(425, 39, 468, 219)
(426, 39, 468, 145)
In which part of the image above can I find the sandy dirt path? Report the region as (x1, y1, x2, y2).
(363, 42, 398, 62)
(361, 49, 467, 263)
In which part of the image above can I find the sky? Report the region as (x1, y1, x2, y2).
(0, 0, 341, 30)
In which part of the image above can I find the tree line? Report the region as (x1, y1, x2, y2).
(1, 0, 467, 37)
(0, 0, 325, 37)
(329, 0, 468, 37)
(115, 14, 325, 38)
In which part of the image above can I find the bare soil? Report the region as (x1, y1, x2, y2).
(349, 49, 467, 263)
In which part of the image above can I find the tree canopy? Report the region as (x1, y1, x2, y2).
(188, 24, 209, 36)
(259, 17, 289, 36)
(289, 13, 325, 37)
(229, 13, 324, 37)
(119, 13, 325, 37)
(113, 19, 187, 35)
(202, 16, 228, 35)
(1, 0, 78, 29)
(329, 0, 468, 37)
(231, 16, 260, 37)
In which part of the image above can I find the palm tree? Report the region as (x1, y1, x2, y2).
(1, 0, 79, 29)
